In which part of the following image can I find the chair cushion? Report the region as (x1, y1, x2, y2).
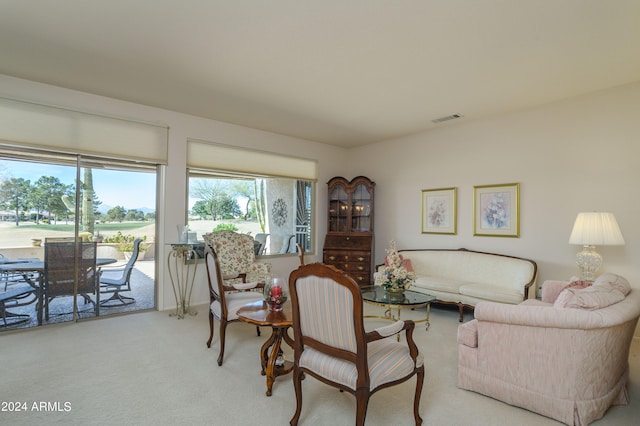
(210, 291, 263, 320)
(299, 338, 422, 391)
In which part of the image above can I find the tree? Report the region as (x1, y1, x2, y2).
(106, 205, 127, 222)
(190, 179, 228, 203)
(81, 168, 95, 234)
(230, 181, 254, 219)
(124, 208, 145, 221)
(255, 179, 266, 232)
(210, 193, 241, 220)
(0, 177, 31, 226)
(33, 176, 71, 225)
(191, 200, 211, 219)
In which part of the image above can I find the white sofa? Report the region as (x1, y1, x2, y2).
(379, 248, 537, 321)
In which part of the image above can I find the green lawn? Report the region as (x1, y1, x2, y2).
(16, 222, 154, 232)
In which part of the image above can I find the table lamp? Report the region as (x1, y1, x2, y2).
(568, 212, 625, 281)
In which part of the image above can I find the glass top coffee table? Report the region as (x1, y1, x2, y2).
(361, 286, 436, 331)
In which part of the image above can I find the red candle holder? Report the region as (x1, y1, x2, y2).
(264, 276, 287, 312)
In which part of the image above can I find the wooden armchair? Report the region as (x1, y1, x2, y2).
(288, 263, 425, 426)
(204, 243, 264, 366)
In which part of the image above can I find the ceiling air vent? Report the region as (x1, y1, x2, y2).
(432, 113, 463, 124)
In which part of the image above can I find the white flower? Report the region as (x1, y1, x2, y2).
(376, 240, 416, 290)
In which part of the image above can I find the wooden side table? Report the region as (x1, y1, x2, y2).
(237, 300, 294, 396)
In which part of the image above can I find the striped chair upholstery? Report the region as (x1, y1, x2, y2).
(289, 263, 425, 426)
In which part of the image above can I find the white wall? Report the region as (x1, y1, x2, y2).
(0, 75, 347, 310)
(3, 74, 639, 337)
(350, 81, 640, 334)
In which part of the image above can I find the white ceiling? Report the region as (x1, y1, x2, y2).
(1, 1, 639, 148)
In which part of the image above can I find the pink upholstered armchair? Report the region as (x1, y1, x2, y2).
(457, 274, 640, 425)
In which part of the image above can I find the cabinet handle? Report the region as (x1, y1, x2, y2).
(358, 257, 364, 261)
(329, 256, 335, 261)
(346, 236, 350, 240)
(344, 264, 349, 269)
(357, 266, 364, 271)
(344, 255, 349, 260)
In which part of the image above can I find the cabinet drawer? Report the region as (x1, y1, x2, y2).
(323, 251, 370, 263)
(322, 258, 371, 286)
(336, 262, 369, 274)
(324, 234, 372, 250)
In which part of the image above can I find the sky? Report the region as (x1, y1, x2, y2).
(0, 159, 156, 211)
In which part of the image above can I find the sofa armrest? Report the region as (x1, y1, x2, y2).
(457, 320, 478, 348)
(474, 297, 639, 330)
(541, 280, 569, 303)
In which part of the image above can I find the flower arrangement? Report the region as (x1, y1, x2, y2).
(374, 240, 416, 291)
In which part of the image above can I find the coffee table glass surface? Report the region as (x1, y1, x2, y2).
(360, 286, 436, 331)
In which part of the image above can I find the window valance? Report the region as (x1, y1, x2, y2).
(187, 139, 317, 181)
(0, 97, 168, 164)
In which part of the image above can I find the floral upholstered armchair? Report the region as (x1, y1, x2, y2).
(202, 231, 271, 285)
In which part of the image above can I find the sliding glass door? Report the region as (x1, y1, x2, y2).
(0, 147, 157, 330)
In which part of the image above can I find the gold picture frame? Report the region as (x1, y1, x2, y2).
(421, 187, 457, 234)
(473, 183, 520, 237)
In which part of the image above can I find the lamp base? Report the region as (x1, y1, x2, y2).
(575, 245, 602, 282)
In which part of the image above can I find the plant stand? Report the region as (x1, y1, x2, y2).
(166, 243, 198, 319)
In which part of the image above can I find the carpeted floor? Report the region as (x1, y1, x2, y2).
(1, 302, 638, 425)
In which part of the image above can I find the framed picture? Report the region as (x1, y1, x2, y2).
(473, 183, 520, 237)
(421, 187, 457, 234)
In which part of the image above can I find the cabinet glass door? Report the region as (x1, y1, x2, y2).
(328, 184, 349, 232)
(351, 183, 372, 232)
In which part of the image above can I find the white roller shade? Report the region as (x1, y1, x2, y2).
(187, 139, 317, 180)
(0, 97, 168, 164)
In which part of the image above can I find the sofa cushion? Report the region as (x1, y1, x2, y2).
(554, 284, 625, 310)
(459, 283, 523, 305)
(594, 273, 631, 296)
(520, 299, 551, 307)
(413, 276, 464, 293)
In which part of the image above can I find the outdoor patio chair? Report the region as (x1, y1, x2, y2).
(42, 239, 100, 323)
(99, 238, 141, 306)
(0, 283, 36, 327)
(288, 263, 425, 426)
(279, 234, 296, 254)
(202, 230, 271, 286)
(254, 233, 269, 255)
(204, 243, 263, 366)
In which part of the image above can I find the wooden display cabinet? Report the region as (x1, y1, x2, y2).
(323, 176, 375, 286)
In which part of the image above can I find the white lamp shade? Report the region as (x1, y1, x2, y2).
(569, 212, 625, 246)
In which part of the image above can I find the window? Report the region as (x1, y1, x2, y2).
(0, 147, 158, 330)
(188, 170, 314, 256)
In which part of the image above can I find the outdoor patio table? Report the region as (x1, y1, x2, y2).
(0, 257, 117, 325)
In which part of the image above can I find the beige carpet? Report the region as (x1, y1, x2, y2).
(2, 303, 638, 425)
